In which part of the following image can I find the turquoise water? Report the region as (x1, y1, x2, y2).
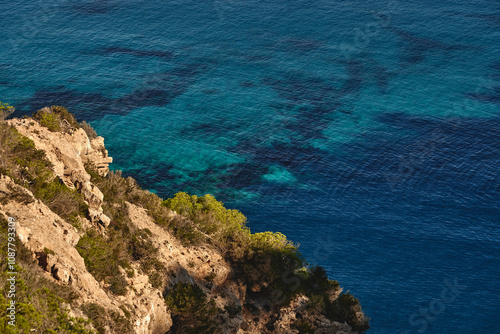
(1, 0, 499, 332)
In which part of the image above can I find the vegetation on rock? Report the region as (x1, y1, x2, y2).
(0, 216, 93, 334)
(33, 106, 80, 133)
(0, 105, 370, 333)
(165, 282, 222, 334)
(81, 303, 133, 334)
(0, 101, 14, 121)
(0, 120, 88, 224)
(87, 165, 369, 331)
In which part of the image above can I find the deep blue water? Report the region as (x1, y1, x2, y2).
(1, 0, 499, 332)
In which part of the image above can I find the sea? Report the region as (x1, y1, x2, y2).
(1, 0, 499, 332)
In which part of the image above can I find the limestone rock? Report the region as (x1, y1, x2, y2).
(0, 175, 113, 307)
(9, 118, 111, 226)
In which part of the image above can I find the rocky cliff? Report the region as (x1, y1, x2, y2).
(0, 107, 369, 334)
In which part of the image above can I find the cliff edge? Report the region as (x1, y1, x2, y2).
(0, 106, 369, 334)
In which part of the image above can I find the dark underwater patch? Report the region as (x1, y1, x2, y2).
(202, 88, 220, 94)
(97, 47, 175, 60)
(72, 0, 117, 15)
(466, 61, 500, 105)
(339, 60, 363, 94)
(240, 81, 255, 88)
(117, 87, 177, 110)
(389, 27, 474, 65)
(261, 61, 364, 143)
(112, 64, 205, 114)
(14, 87, 111, 121)
(15, 62, 211, 120)
(178, 121, 241, 138)
(276, 37, 325, 52)
(213, 163, 269, 190)
(122, 162, 178, 196)
(369, 59, 392, 92)
(466, 91, 500, 104)
(229, 137, 328, 181)
(362, 113, 500, 193)
(461, 13, 500, 26)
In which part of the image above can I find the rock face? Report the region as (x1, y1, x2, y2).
(1, 117, 362, 334)
(9, 118, 112, 227)
(0, 174, 173, 334)
(0, 175, 111, 303)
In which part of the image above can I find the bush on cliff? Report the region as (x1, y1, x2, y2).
(81, 303, 133, 334)
(164, 192, 250, 255)
(76, 206, 167, 294)
(33, 106, 80, 133)
(76, 230, 129, 296)
(165, 282, 222, 334)
(163, 192, 367, 332)
(0, 101, 14, 121)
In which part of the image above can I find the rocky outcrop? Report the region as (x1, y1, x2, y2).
(1, 116, 364, 334)
(9, 118, 112, 227)
(0, 174, 173, 333)
(0, 174, 112, 306)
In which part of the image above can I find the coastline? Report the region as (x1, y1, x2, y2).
(0, 106, 369, 333)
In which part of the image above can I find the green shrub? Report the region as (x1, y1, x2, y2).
(203, 272, 216, 282)
(126, 269, 135, 278)
(109, 275, 128, 296)
(304, 266, 340, 294)
(164, 193, 248, 236)
(164, 192, 250, 254)
(51, 106, 80, 128)
(165, 282, 222, 334)
(164, 192, 202, 217)
(141, 257, 164, 273)
(148, 272, 163, 289)
(81, 303, 132, 334)
(294, 318, 314, 334)
(249, 231, 298, 256)
(76, 231, 129, 296)
(0, 184, 34, 205)
(33, 106, 80, 133)
(140, 257, 165, 290)
(37, 112, 61, 132)
(35, 180, 89, 221)
(0, 101, 14, 121)
(44, 247, 55, 256)
(119, 305, 131, 319)
(76, 231, 118, 282)
(84, 162, 104, 183)
(129, 231, 157, 261)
